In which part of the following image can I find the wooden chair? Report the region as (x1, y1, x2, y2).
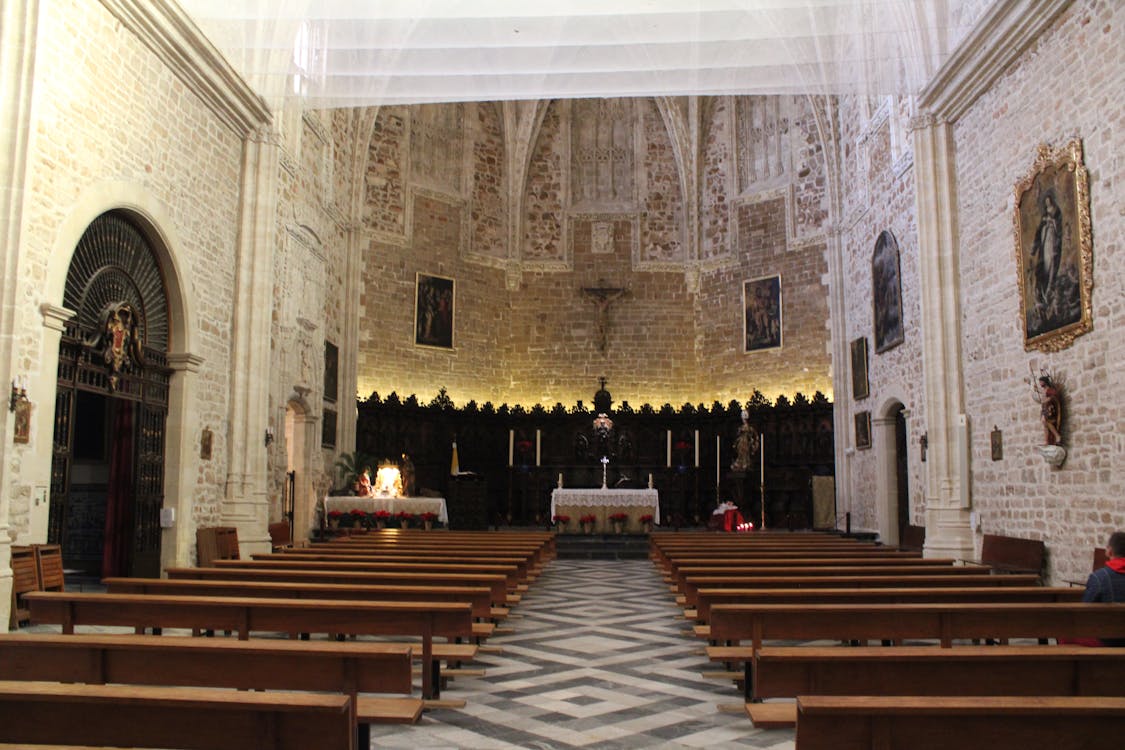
(268, 521, 292, 551)
(32, 544, 65, 591)
(197, 526, 240, 566)
(8, 546, 38, 629)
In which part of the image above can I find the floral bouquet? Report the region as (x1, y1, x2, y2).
(396, 511, 416, 527)
(579, 514, 597, 524)
(551, 514, 571, 526)
(608, 512, 629, 523)
(638, 514, 654, 524)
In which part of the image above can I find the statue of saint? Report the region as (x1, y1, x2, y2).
(731, 409, 758, 472)
(354, 467, 373, 497)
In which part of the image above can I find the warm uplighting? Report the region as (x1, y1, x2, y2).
(374, 463, 403, 498)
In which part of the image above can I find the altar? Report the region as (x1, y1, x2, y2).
(324, 495, 449, 525)
(550, 488, 659, 533)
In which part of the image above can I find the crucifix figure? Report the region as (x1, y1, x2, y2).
(600, 455, 609, 489)
(581, 285, 627, 355)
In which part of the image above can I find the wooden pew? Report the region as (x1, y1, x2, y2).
(747, 644, 1125, 727)
(212, 558, 526, 592)
(7, 545, 37, 628)
(105, 577, 502, 624)
(795, 695, 1125, 750)
(0, 633, 420, 740)
(257, 551, 534, 583)
(972, 533, 1046, 577)
(166, 566, 513, 608)
(0, 680, 355, 750)
(25, 591, 473, 700)
(692, 586, 1083, 624)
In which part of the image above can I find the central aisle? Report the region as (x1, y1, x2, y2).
(369, 558, 796, 749)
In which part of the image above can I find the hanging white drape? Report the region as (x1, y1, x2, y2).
(176, 0, 982, 109)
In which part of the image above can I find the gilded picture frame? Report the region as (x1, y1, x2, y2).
(414, 272, 455, 350)
(743, 274, 783, 352)
(1013, 139, 1093, 352)
(850, 337, 869, 400)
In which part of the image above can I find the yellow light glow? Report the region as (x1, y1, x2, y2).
(374, 465, 403, 497)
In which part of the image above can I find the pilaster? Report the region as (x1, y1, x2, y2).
(912, 117, 972, 559)
(222, 126, 279, 556)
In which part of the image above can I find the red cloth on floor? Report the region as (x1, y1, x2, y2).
(723, 508, 745, 532)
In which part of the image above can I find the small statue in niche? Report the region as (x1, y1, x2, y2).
(1030, 368, 1064, 446)
(731, 409, 759, 472)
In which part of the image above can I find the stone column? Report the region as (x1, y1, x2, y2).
(164, 352, 205, 570)
(222, 127, 280, 556)
(0, 0, 40, 629)
(911, 115, 973, 559)
(338, 222, 361, 454)
(824, 223, 852, 532)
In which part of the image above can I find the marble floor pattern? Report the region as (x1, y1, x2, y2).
(369, 559, 796, 750)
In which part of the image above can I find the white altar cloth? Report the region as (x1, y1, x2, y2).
(550, 488, 660, 526)
(325, 495, 448, 524)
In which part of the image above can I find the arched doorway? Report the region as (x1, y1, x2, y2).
(873, 400, 910, 546)
(285, 392, 318, 540)
(48, 212, 171, 579)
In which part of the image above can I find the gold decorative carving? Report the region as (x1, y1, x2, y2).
(1012, 139, 1093, 353)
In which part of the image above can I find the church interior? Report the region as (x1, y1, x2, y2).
(1, 0, 1123, 746)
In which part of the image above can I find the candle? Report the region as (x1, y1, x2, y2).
(694, 430, 700, 467)
(535, 430, 541, 466)
(716, 435, 721, 488)
(558, 472, 563, 488)
(666, 431, 672, 467)
(648, 472, 653, 489)
(508, 430, 514, 467)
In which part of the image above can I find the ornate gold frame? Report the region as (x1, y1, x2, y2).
(1013, 139, 1093, 352)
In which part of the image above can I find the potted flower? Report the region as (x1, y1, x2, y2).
(373, 509, 392, 529)
(579, 514, 597, 534)
(327, 509, 343, 529)
(551, 514, 570, 532)
(608, 512, 629, 534)
(420, 511, 439, 531)
(639, 514, 655, 533)
(397, 511, 416, 529)
(349, 508, 368, 530)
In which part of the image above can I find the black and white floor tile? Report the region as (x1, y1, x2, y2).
(369, 559, 795, 749)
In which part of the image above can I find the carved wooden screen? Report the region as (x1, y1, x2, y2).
(49, 212, 170, 578)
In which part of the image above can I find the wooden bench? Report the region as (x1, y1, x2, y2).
(970, 533, 1046, 577)
(0, 633, 421, 742)
(7, 545, 37, 628)
(213, 558, 526, 592)
(692, 585, 1083, 624)
(0, 680, 355, 750)
(166, 566, 514, 608)
(795, 695, 1125, 750)
(105, 576, 503, 625)
(748, 645, 1125, 727)
(259, 551, 534, 583)
(25, 591, 473, 699)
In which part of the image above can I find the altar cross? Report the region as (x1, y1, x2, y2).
(581, 285, 628, 355)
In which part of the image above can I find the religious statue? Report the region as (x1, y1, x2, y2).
(400, 452, 416, 497)
(354, 467, 373, 497)
(730, 409, 759, 472)
(1031, 373, 1063, 446)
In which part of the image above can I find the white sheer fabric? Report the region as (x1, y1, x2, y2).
(177, 0, 984, 108)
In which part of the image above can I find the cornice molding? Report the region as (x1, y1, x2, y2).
(919, 0, 1072, 122)
(99, 0, 271, 136)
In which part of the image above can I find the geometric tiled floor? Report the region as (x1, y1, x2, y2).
(369, 559, 796, 749)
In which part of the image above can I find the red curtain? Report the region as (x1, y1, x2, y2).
(102, 399, 134, 578)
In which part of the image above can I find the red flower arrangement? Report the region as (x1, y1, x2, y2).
(420, 511, 439, 522)
(552, 514, 570, 524)
(396, 511, 416, 521)
(638, 514, 654, 524)
(327, 510, 343, 520)
(349, 508, 367, 518)
(373, 509, 392, 519)
(608, 512, 628, 523)
(579, 514, 597, 524)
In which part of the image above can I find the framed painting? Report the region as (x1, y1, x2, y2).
(323, 340, 338, 404)
(1013, 139, 1093, 352)
(850, 337, 869, 400)
(321, 408, 337, 449)
(872, 230, 904, 353)
(414, 272, 455, 349)
(743, 274, 782, 352)
(854, 411, 871, 450)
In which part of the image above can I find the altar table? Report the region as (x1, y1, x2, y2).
(550, 488, 659, 532)
(324, 496, 448, 525)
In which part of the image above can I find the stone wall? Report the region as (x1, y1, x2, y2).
(835, 94, 927, 535)
(355, 96, 833, 409)
(951, 0, 1125, 583)
(8, 0, 245, 539)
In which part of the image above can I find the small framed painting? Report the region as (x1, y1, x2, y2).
(743, 274, 782, 352)
(855, 411, 871, 450)
(850, 337, 869, 400)
(414, 273, 455, 349)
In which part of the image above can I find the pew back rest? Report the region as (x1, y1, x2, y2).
(32, 544, 65, 591)
(197, 526, 240, 566)
(979, 534, 1044, 576)
(8, 546, 38, 628)
(901, 525, 925, 552)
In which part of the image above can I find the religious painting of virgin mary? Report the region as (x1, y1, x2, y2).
(414, 273, 455, 349)
(1013, 139, 1093, 353)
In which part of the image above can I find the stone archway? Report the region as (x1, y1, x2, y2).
(873, 399, 910, 546)
(285, 390, 319, 540)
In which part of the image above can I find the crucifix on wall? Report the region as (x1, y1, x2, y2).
(581, 284, 628, 355)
